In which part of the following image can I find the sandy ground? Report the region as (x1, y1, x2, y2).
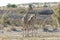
(0, 30, 60, 40)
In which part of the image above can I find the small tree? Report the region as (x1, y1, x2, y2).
(11, 4, 17, 8)
(43, 2, 48, 7)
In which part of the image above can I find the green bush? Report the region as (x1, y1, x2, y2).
(7, 3, 17, 8)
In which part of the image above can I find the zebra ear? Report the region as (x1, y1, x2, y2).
(28, 4, 33, 11)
